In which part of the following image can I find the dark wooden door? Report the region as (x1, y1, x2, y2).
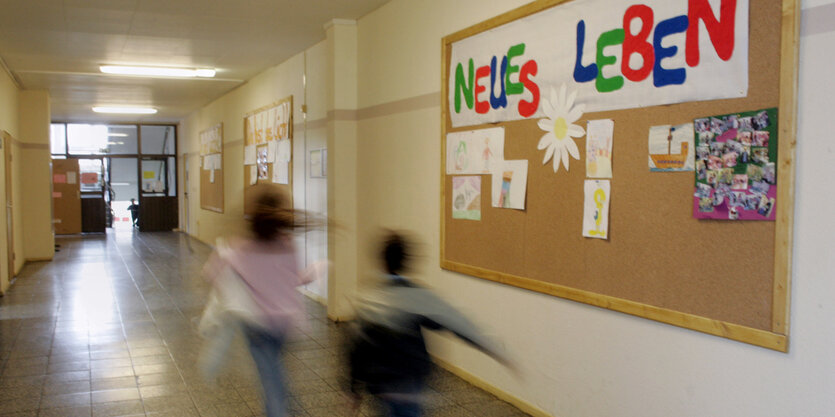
(52, 159, 82, 234)
(138, 196, 178, 231)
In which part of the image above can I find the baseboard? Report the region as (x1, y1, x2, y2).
(299, 287, 327, 306)
(25, 257, 53, 262)
(430, 355, 552, 417)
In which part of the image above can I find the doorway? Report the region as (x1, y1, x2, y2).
(50, 123, 179, 233)
(108, 157, 139, 230)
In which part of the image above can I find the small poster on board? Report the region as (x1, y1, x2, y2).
(693, 108, 777, 220)
(586, 119, 614, 178)
(490, 160, 528, 210)
(583, 180, 610, 239)
(648, 123, 695, 171)
(446, 127, 505, 175)
(452, 176, 481, 220)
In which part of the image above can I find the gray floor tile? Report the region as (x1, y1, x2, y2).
(0, 231, 529, 417)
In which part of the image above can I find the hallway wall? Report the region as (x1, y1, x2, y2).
(18, 91, 54, 263)
(346, 1, 835, 416)
(0, 74, 54, 294)
(0, 67, 18, 292)
(178, 43, 329, 300)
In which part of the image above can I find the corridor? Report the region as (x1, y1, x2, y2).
(0, 232, 526, 417)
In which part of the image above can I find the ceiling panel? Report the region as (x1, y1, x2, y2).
(0, 0, 390, 122)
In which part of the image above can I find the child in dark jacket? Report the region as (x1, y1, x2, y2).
(349, 232, 513, 417)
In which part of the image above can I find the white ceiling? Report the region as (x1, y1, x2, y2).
(0, 0, 389, 123)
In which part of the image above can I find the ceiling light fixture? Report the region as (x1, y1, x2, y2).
(100, 65, 216, 78)
(108, 133, 128, 137)
(93, 106, 158, 114)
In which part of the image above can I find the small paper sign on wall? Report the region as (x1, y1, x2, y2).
(583, 180, 610, 239)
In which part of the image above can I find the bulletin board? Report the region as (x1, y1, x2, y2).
(200, 123, 224, 213)
(243, 96, 293, 214)
(440, 0, 799, 351)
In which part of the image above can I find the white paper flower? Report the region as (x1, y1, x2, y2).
(537, 84, 585, 173)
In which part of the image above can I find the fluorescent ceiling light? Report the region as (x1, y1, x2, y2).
(108, 133, 128, 137)
(93, 106, 157, 114)
(100, 65, 216, 78)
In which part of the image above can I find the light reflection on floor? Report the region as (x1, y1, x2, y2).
(0, 230, 527, 417)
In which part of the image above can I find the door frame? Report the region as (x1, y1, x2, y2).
(3, 132, 14, 288)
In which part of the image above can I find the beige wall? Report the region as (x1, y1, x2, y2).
(179, 46, 329, 295)
(0, 71, 52, 291)
(0, 68, 19, 292)
(18, 91, 54, 262)
(343, 1, 835, 416)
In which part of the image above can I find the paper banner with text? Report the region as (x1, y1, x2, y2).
(448, 0, 749, 127)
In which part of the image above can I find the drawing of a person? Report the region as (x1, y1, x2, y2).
(482, 138, 493, 172)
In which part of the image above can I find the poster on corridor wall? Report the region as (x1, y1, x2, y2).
(447, 0, 749, 128)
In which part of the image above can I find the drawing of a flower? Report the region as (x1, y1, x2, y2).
(537, 84, 585, 173)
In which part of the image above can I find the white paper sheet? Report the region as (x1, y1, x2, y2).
(452, 176, 481, 220)
(276, 139, 291, 162)
(490, 160, 528, 209)
(267, 141, 277, 163)
(586, 119, 614, 178)
(648, 123, 695, 171)
(446, 127, 505, 175)
(272, 161, 289, 184)
(209, 170, 215, 184)
(249, 166, 257, 185)
(583, 180, 610, 239)
(244, 145, 257, 165)
(67, 171, 77, 184)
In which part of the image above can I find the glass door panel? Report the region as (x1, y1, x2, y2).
(141, 159, 167, 196)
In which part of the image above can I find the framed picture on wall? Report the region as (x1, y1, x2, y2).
(310, 149, 326, 178)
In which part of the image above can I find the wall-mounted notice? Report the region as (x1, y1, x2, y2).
(648, 123, 695, 171)
(245, 99, 291, 145)
(693, 108, 777, 220)
(273, 161, 289, 184)
(446, 127, 505, 175)
(583, 180, 610, 239)
(448, 0, 749, 128)
(244, 145, 257, 165)
(310, 149, 324, 178)
(199, 123, 224, 213)
(490, 160, 528, 209)
(452, 176, 481, 220)
(200, 124, 223, 156)
(586, 119, 613, 178)
(244, 96, 293, 213)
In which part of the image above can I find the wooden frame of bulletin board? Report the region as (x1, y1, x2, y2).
(200, 123, 224, 213)
(243, 96, 294, 214)
(441, 0, 799, 351)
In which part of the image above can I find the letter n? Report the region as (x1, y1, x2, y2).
(686, 0, 737, 66)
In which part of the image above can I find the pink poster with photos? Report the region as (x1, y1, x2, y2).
(693, 108, 777, 221)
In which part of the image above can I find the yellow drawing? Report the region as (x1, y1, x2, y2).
(588, 188, 606, 237)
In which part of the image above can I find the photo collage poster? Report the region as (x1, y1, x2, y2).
(693, 108, 778, 220)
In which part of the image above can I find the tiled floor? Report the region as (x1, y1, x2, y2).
(0, 231, 528, 417)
